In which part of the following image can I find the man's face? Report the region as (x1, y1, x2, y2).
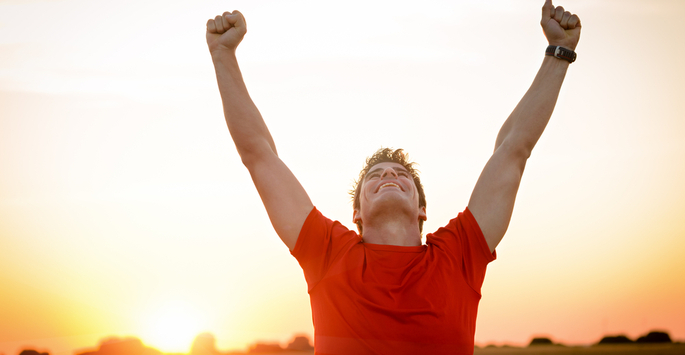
(353, 162, 426, 227)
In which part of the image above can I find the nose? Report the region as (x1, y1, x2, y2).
(380, 167, 398, 179)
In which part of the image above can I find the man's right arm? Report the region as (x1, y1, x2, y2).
(207, 11, 313, 250)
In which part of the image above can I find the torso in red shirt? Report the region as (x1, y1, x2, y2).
(291, 207, 495, 355)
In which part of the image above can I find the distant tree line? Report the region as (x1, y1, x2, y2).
(527, 330, 674, 347)
(598, 331, 673, 344)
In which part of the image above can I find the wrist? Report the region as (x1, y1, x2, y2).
(545, 45, 576, 63)
(211, 47, 238, 61)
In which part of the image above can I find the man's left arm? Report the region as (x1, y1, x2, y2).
(468, 0, 581, 253)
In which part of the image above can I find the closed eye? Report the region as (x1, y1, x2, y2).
(366, 168, 410, 180)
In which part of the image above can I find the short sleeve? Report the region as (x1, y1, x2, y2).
(290, 207, 361, 292)
(427, 207, 496, 294)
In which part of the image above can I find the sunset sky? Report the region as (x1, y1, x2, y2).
(1, 0, 684, 354)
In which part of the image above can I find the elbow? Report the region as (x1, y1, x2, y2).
(495, 134, 533, 158)
(237, 142, 277, 168)
(495, 138, 533, 165)
(239, 151, 257, 167)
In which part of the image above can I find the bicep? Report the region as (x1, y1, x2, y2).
(245, 153, 314, 251)
(467, 145, 528, 253)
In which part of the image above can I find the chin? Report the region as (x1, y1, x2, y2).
(369, 198, 415, 215)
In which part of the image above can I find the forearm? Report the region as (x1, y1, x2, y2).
(495, 56, 570, 155)
(467, 0, 580, 252)
(211, 49, 278, 164)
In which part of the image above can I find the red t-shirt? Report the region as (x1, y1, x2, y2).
(291, 207, 496, 355)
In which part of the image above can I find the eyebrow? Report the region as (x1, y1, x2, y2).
(366, 166, 409, 179)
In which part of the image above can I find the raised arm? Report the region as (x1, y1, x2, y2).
(207, 11, 313, 250)
(468, 0, 581, 252)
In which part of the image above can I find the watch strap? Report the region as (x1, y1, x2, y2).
(545, 45, 576, 63)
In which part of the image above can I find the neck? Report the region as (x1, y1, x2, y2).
(361, 219, 422, 246)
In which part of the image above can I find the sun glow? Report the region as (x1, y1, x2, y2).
(140, 300, 206, 353)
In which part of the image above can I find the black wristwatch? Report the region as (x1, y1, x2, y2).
(546, 45, 576, 63)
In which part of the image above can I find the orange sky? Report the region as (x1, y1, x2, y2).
(1, 0, 684, 354)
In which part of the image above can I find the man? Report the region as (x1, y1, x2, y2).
(206, 0, 580, 353)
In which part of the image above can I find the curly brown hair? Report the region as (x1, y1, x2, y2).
(350, 147, 426, 235)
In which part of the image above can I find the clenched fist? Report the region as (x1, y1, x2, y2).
(541, 0, 581, 50)
(206, 10, 247, 54)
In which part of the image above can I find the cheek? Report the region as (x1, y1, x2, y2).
(361, 187, 372, 203)
(411, 185, 421, 201)
(356, 185, 367, 206)
(361, 182, 373, 199)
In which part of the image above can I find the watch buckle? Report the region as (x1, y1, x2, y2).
(554, 46, 564, 58)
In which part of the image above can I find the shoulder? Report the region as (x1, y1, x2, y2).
(427, 208, 481, 240)
(427, 207, 495, 261)
(290, 207, 362, 292)
(291, 207, 361, 258)
(298, 207, 357, 238)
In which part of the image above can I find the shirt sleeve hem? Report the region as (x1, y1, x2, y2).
(463, 207, 497, 262)
(290, 206, 319, 259)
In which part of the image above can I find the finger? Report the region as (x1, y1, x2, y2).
(560, 11, 571, 28)
(224, 11, 236, 24)
(567, 14, 581, 28)
(206, 19, 217, 33)
(553, 5, 565, 22)
(226, 10, 246, 28)
(222, 11, 233, 27)
(542, 0, 554, 19)
(214, 15, 225, 33)
(221, 12, 230, 31)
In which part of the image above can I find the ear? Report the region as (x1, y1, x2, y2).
(352, 209, 362, 224)
(419, 206, 427, 221)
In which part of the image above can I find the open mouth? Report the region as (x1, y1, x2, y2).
(377, 182, 403, 192)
